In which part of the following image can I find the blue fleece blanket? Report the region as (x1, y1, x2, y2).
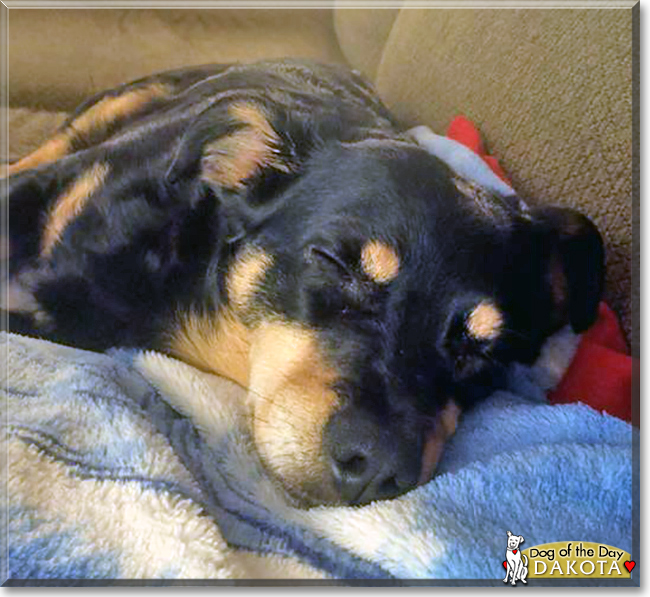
(3, 329, 635, 581)
(3, 126, 636, 582)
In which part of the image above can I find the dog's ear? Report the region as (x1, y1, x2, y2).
(167, 101, 296, 189)
(166, 101, 300, 241)
(507, 531, 513, 537)
(532, 206, 605, 333)
(519, 536, 525, 544)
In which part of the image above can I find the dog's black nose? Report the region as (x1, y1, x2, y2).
(323, 406, 421, 505)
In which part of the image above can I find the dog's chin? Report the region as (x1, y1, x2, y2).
(272, 475, 342, 509)
(259, 435, 447, 509)
(287, 488, 338, 509)
(274, 468, 428, 509)
(251, 451, 340, 508)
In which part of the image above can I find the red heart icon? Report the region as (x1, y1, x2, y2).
(625, 561, 635, 573)
(513, 549, 517, 554)
(503, 561, 507, 569)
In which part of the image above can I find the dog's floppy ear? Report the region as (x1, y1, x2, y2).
(168, 101, 296, 186)
(201, 102, 295, 191)
(166, 101, 299, 239)
(533, 206, 605, 333)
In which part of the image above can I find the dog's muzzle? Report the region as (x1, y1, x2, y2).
(322, 401, 459, 505)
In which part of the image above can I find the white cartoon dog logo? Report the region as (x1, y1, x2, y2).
(503, 531, 528, 585)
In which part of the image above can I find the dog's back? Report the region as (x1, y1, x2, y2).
(4, 60, 403, 349)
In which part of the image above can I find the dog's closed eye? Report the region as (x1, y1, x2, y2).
(306, 245, 353, 278)
(303, 244, 380, 319)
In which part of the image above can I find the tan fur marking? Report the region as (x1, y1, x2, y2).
(7, 83, 170, 175)
(6, 137, 69, 176)
(167, 308, 251, 388)
(226, 246, 273, 313)
(360, 240, 400, 283)
(169, 312, 340, 503)
(248, 322, 341, 503)
(440, 400, 461, 436)
(466, 300, 503, 340)
(40, 162, 109, 256)
(68, 83, 170, 140)
(201, 103, 290, 189)
(418, 400, 461, 486)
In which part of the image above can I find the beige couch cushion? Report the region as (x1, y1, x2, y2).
(8, 9, 345, 111)
(374, 8, 634, 343)
(333, 9, 400, 81)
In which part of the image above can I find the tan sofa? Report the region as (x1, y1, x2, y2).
(4, 7, 636, 349)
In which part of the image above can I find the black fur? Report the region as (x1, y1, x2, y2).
(3, 60, 605, 505)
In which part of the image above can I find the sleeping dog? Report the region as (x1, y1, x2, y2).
(3, 59, 604, 506)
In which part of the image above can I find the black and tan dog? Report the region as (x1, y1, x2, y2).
(3, 59, 604, 506)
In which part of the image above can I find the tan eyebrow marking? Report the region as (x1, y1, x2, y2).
(360, 240, 400, 283)
(466, 300, 503, 340)
(40, 162, 109, 256)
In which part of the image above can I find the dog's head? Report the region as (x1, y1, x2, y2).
(507, 531, 525, 551)
(167, 102, 605, 506)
